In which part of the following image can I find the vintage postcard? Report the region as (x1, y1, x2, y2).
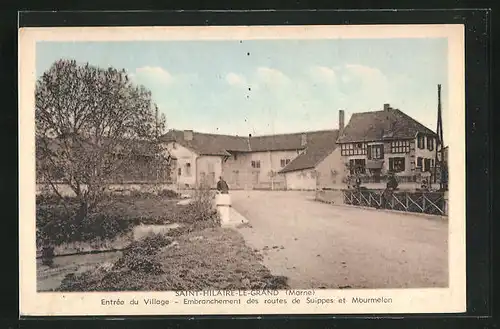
(19, 24, 465, 316)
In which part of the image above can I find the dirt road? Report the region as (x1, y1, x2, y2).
(232, 190, 448, 289)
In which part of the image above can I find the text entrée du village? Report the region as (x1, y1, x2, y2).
(100, 290, 393, 307)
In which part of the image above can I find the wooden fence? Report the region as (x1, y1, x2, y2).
(342, 189, 447, 216)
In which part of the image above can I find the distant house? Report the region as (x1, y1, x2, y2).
(336, 103, 440, 181)
(278, 130, 342, 190)
(160, 128, 343, 190)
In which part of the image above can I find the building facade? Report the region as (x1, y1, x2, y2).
(281, 148, 344, 190)
(336, 103, 441, 183)
(161, 129, 342, 190)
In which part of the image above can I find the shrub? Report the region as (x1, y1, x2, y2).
(157, 189, 180, 198)
(37, 205, 134, 246)
(129, 190, 156, 199)
(41, 245, 55, 267)
(113, 233, 171, 275)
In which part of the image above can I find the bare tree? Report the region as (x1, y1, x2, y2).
(36, 59, 169, 219)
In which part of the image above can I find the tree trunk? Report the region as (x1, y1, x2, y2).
(75, 201, 89, 224)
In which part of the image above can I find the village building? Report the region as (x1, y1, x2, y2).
(278, 130, 343, 190)
(160, 128, 343, 190)
(336, 103, 440, 184)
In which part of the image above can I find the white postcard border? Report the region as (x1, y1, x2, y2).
(19, 24, 466, 316)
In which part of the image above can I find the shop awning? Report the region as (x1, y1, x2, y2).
(366, 160, 384, 169)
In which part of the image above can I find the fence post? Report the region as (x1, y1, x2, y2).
(422, 193, 426, 213)
(405, 192, 409, 210)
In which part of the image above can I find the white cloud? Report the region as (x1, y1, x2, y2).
(308, 66, 336, 84)
(256, 67, 290, 86)
(330, 64, 393, 111)
(133, 66, 174, 84)
(343, 64, 387, 85)
(225, 72, 246, 86)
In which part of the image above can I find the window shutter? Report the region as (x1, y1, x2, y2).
(389, 158, 394, 171)
(380, 145, 385, 159)
(367, 145, 372, 159)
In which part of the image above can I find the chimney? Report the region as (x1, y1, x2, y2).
(247, 134, 252, 151)
(183, 130, 193, 141)
(339, 110, 345, 134)
(383, 103, 391, 111)
(301, 133, 307, 147)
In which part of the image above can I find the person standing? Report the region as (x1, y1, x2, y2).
(216, 176, 229, 194)
(380, 171, 398, 209)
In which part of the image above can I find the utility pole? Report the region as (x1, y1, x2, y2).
(434, 84, 445, 190)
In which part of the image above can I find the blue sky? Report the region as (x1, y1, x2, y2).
(36, 38, 449, 138)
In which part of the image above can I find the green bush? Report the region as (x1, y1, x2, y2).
(37, 205, 133, 246)
(36, 187, 218, 248)
(157, 189, 180, 198)
(113, 234, 171, 274)
(129, 190, 156, 198)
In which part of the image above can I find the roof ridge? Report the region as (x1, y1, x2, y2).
(164, 128, 338, 139)
(164, 129, 246, 139)
(392, 109, 436, 134)
(251, 129, 338, 138)
(351, 109, 385, 115)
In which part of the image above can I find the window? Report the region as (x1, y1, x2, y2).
(251, 160, 261, 169)
(280, 159, 291, 167)
(417, 157, 423, 168)
(424, 159, 431, 172)
(178, 168, 182, 176)
(391, 140, 410, 153)
(185, 163, 191, 176)
(367, 144, 384, 160)
(348, 159, 366, 175)
(427, 137, 434, 151)
(417, 135, 425, 149)
(389, 157, 405, 173)
(234, 154, 238, 161)
(341, 143, 367, 156)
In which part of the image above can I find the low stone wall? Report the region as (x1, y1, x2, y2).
(315, 189, 345, 205)
(37, 233, 133, 258)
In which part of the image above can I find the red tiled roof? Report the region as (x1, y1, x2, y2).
(336, 108, 437, 143)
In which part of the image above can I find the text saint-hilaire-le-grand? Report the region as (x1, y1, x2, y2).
(175, 290, 281, 297)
